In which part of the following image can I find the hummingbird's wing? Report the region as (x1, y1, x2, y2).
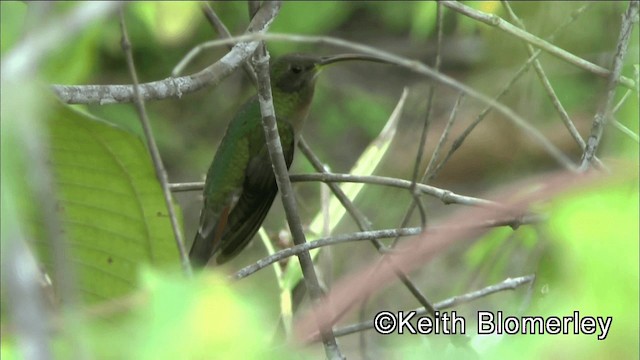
(189, 107, 253, 268)
(215, 122, 296, 264)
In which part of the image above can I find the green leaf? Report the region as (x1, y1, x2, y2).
(33, 103, 180, 303)
(0, 1, 27, 55)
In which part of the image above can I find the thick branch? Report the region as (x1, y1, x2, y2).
(51, 2, 280, 104)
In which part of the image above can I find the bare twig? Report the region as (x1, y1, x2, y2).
(580, 1, 639, 169)
(298, 138, 372, 231)
(169, 173, 498, 207)
(233, 214, 542, 280)
(427, 93, 464, 181)
(502, 1, 586, 152)
(200, 3, 258, 84)
(252, 38, 343, 359)
(441, 1, 636, 90)
(290, 173, 499, 207)
(332, 275, 536, 337)
(119, 10, 192, 277)
(611, 119, 640, 142)
(406, 1, 446, 230)
(390, 92, 464, 248)
(427, 4, 592, 178)
(299, 137, 436, 317)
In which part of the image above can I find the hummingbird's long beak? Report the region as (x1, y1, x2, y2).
(318, 53, 394, 67)
(313, 54, 393, 81)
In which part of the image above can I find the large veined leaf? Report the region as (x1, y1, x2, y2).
(32, 103, 180, 303)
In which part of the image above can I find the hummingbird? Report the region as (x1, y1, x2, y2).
(189, 53, 389, 268)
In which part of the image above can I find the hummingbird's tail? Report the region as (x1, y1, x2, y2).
(189, 231, 210, 268)
(189, 206, 229, 268)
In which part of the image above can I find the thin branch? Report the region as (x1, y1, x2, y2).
(252, 39, 343, 359)
(391, 92, 464, 248)
(611, 118, 640, 142)
(52, 2, 280, 104)
(170, 173, 498, 207)
(427, 4, 592, 178)
(441, 1, 636, 90)
(170, 172, 498, 208)
(332, 275, 536, 338)
(580, 1, 639, 169)
(406, 1, 446, 230)
(299, 137, 436, 316)
(232, 214, 542, 280)
(169, 182, 205, 192)
(428, 93, 465, 181)
(501, 1, 586, 152)
(290, 173, 500, 207)
(119, 10, 192, 277)
(298, 138, 372, 231)
(199, 3, 258, 84)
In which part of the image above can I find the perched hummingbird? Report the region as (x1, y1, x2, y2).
(190, 53, 388, 267)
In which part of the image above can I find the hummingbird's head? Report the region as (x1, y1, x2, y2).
(270, 53, 322, 95)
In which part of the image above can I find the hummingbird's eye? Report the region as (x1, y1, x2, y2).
(290, 64, 302, 74)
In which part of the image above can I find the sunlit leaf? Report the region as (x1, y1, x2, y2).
(0, 2, 27, 55)
(32, 103, 180, 303)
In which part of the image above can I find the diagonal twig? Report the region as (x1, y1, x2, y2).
(200, 3, 258, 84)
(119, 10, 192, 276)
(332, 275, 536, 337)
(440, 0, 637, 90)
(580, 1, 639, 170)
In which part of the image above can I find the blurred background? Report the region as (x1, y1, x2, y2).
(2, 1, 638, 358)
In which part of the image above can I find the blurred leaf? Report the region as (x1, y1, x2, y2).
(9, 270, 301, 359)
(125, 270, 290, 359)
(32, 103, 180, 303)
(269, 2, 354, 54)
(0, 1, 27, 55)
(132, 2, 200, 45)
(411, 2, 438, 39)
(483, 175, 639, 358)
(0, 339, 17, 360)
